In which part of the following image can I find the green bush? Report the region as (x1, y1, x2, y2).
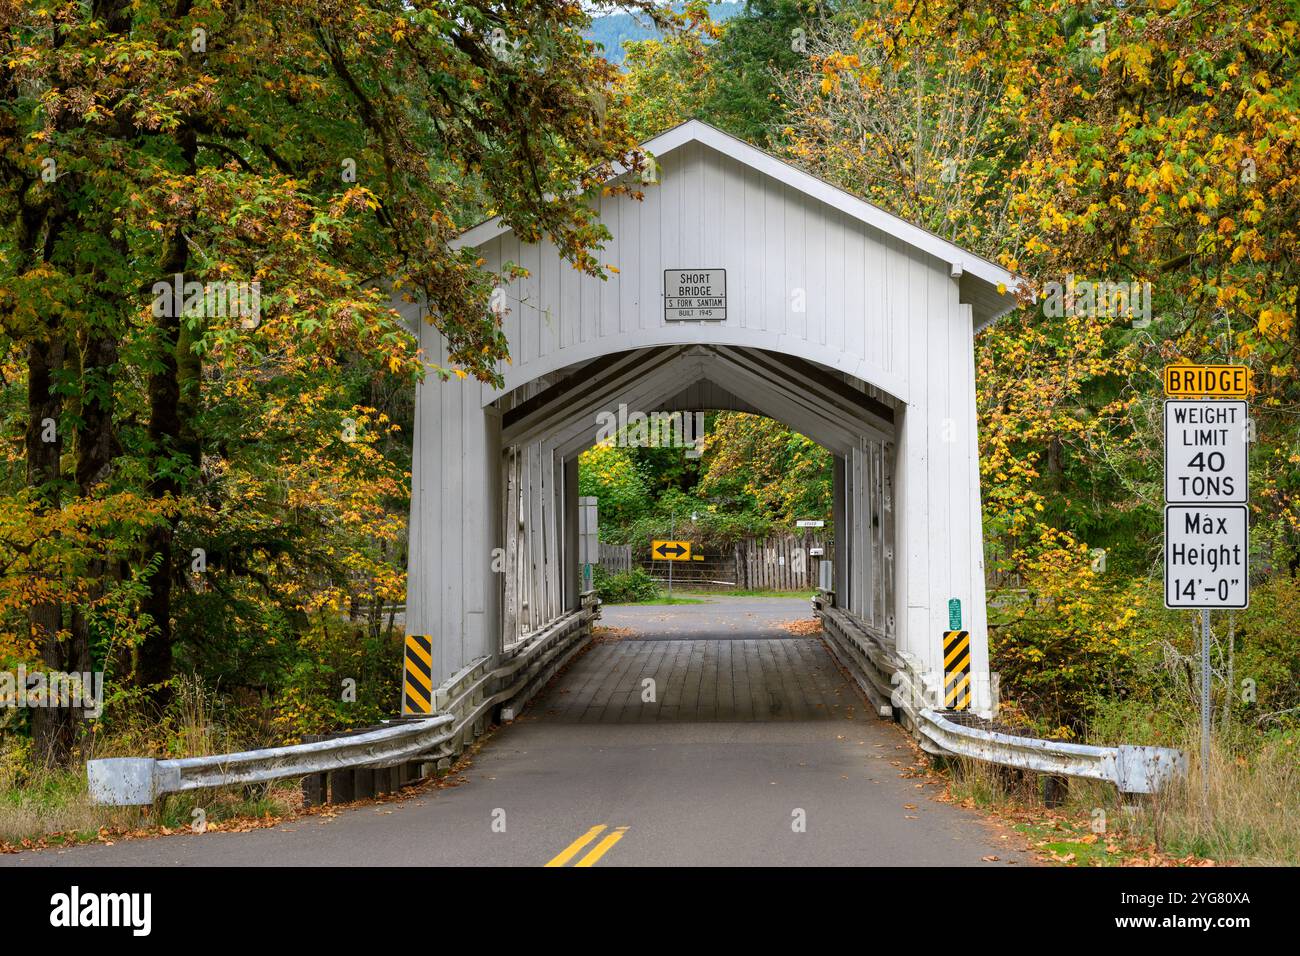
(593, 566, 660, 604)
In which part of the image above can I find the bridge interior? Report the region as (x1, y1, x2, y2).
(494, 344, 898, 653)
(537, 600, 853, 724)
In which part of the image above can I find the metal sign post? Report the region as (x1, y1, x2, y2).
(1201, 607, 1210, 803)
(1162, 365, 1252, 807)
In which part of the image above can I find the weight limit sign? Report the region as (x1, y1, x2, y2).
(1163, 399, 1248, 504)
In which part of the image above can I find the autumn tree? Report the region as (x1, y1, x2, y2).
(0, 0, 677, 763)
(774, 8, 1018, 255)
(698, 413, 832, 525)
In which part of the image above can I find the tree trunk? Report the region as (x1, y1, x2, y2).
(26, 335, 75, 765)
(1046, 435, 1064, 491)
(137, 104, 201, 700)
(138, 314, 182, 694)
(69, 328, 123, 751)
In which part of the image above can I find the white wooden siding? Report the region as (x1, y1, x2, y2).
(408, 126, 1001, 713)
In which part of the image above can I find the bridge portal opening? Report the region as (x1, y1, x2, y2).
(484, 344, 900, 723)
(493, 346, 896, 639)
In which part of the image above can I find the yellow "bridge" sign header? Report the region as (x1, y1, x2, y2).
(1164, 364, 1251, 399)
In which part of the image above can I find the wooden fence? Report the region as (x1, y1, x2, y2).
(731, 535, 828, 591)
(596, 533, 828, 592)
(598, 542, 633, 572)
(597, 533, 1023, 593)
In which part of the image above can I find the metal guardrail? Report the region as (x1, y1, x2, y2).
(87, 605, 598, 806)
(88, 714, 458, 806)
(87, 590, 1184, 803)
(918, 708, 1187, 794)
(812, 591, 1186, 794)
(496, 599, 597, 721)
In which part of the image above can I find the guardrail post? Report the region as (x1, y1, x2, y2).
(329, 768, 355, 803)
(1042, 774, 1068, 808)
(302, 772, 326, 807)
(468, 662, 485, 746)
(354, 767, 375, 799)
(300, 735, 327, 806)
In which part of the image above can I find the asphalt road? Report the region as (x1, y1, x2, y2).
(3, 597, 1034, 867)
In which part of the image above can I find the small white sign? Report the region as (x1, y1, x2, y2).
(796, 519, 825, 528)
(1164, 505, 1249, 609)
(1164, 400, 1248, 504)
(809, 547, 824, 556)
(664, 269, 726, 321)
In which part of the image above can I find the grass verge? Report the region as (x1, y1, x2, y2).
(943, 726, 1298, 865)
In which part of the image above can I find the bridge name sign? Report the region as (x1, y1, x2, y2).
(664, 269, 726, 321)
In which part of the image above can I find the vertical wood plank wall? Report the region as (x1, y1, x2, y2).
(406, 137, 995, 711)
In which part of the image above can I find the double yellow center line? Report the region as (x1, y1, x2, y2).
(544, 824, 630, 867)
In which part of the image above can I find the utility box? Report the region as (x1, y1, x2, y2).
(578, 497, 599, 593)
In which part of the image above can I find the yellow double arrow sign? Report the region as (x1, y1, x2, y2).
(651, 540, 691, 561)
(544, 824, 630, 867)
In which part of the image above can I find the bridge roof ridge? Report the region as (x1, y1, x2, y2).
(453, 118, 1022, 330)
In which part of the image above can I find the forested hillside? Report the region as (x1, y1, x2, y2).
(587, 1, 742, 64)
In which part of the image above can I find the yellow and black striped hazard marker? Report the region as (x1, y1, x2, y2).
(943, 630, 972, 711)
(402, 634, 434, 715)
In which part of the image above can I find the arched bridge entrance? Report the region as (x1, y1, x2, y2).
(404, 120, 1018, 720)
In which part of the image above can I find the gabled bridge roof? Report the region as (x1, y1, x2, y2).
(454, 119, 1020, 331)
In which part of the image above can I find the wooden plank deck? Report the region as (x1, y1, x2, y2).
(532, 636, 853, 723)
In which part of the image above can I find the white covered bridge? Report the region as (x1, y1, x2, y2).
(403, 120, 1017, 719)
(86, 121, 1189, 809)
